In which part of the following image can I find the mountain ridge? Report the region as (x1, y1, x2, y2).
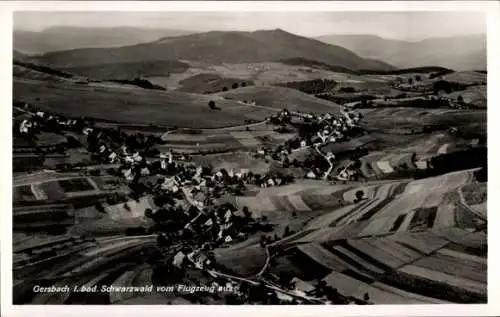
(315, 34, 486, 71)
(14, 26, 195, 53)
(24, 28, 395, 72)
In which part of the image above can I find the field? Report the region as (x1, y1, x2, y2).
(443, 85, 487, 108)
(191, 152, 272, 174)
(219, 86, 343, 115)
(161, 122, 294, 153)
(232, 169, 488, 303)
(359, 132, 482, 178)
(176, 73, 253, 94)
(440, 71, 487, 86)
(14, 79, 275, 128)
(359, 107, 487, 135)
(13, 172, 129, 205)
(147, 62, 385, 90)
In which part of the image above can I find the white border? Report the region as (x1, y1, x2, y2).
(1, 2, 499, 317)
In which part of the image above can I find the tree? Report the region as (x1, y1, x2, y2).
(284, 226, 291, 237)
(415, 75, 421, 81)
(457, 95, 464, 103)
(242, 206, 252, 219)
(241, 82, 247, 87)
(408, 77, 413, 85)
(355, 190, 364, 202)
(208, 100, 216, 110)
(232, 83, 239, 89)
(95, 202, 106, 213)
(145, 208, 153, 218)
(222, 86, 228, 92)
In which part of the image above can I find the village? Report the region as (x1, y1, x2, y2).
(12, 99, 375, 305)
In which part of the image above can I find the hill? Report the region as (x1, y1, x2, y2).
(27, 29, 395, 72)
(60, 60, 190, 80)
(14, 26, 194, 53)
(176, 73, 253, 94)
(219, 86, 342, 114)
(316, 34, 486, 71)
(13, 79, 276, 128)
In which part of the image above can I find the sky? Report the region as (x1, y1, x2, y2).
(14, 11, 486, 41)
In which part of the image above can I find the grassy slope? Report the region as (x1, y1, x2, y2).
(61, 60, 190, 80)
(176, 73, 253, 94)
(219, 86, 343, 114)
(13, 79, 276, 128)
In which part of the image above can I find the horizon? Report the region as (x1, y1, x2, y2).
(13, 11, 486, 41)
(13, 25, 487, 44)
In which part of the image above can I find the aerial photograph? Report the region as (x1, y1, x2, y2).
(11, 10, 487, 305)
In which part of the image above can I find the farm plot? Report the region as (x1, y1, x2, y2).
(348, 237, 423, 269)
(388, 231, 449, 255)
(191, 152, 271, 174)
(454, 204, 486, 230)
(433, 204, 456, 228)
(379, 266, 486, 303)
(219, 86, 342, 115)
(323, 271, 371, 298)
(13, 185, 38, 203)
(397, 264, 486, 295)
(305, 204, 358, 230)
(441, 71, 487, 85)
(444, 85, 486, 108)
(36, 181, 67, 201)
(353, 282, 446, 304)
(461, 182, 487, 206)
(214, 240, 267, 277)
(359, 108, 486, 134)
(321, 242, 385, 278)
(14, 79, 275, 128)
(410, 252, 486, 284)
(375, 170, 472, 219)
(406, 207, 438, 231)
(285, 247, 332, 281)
(161, 133, 245, 152)
(58, 178, 96, 193)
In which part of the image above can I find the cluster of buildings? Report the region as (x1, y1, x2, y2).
(260, 108, 363, 179)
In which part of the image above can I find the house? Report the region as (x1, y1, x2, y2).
(204, 218, 214, 227)
(82, 128, 93, 135)
(290, 277, 315, 295)
(172, 251, 186, 268)
(306, 171, 316, 179)
(124, 156, 134, 164)
(133, 152, 143, 162)
(140, 167, 150, 176)
(162, 177, 179, 192)
(109, 152, 117, 163)
(123, 169, 134, 181)
(118, 145, 127, 155)
(223, 209, 232, 223)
